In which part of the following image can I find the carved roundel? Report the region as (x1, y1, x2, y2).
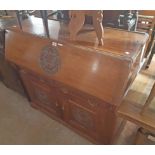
(39, 45, 60, 75)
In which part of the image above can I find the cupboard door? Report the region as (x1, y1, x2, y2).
(20, 70, 62, 118)
(64, 97, 100, 140)
(55, 82, 101, 140)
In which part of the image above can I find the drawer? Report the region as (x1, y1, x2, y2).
(54, 81, 100, 111)
(68, 92, 99, 112)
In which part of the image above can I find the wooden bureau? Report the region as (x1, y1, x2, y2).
(5, 19, 148, 144)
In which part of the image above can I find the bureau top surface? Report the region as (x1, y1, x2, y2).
(5, 17, 148, 105)
(9, 16, 148, 59)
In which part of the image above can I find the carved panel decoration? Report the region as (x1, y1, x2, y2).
(39, 45, 60, 74)
(34, 88, 51, 105)
(71, 105, 95, 130)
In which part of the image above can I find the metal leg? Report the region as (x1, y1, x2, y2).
(40, 10, 50, 38)
(16, 11, 22, 30)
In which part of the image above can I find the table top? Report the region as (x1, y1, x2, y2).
(9, 16, 148, 61)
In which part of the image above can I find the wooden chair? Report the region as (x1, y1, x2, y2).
(103, 10, 138, 31)
(117, 81, 155, 144)
(16, 10, 56, 38)
(136, 11, 155, 68)
(145, 31, 155, 68)
(68, 11, 104, 46)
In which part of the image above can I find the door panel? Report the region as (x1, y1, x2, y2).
(63, 94, 100, 139)
(68, 99, 97, 131)
(20, 70, 62, 117)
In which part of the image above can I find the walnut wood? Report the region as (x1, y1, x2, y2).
(5, 19, 148, 144)
(9, 17, 148, 57)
